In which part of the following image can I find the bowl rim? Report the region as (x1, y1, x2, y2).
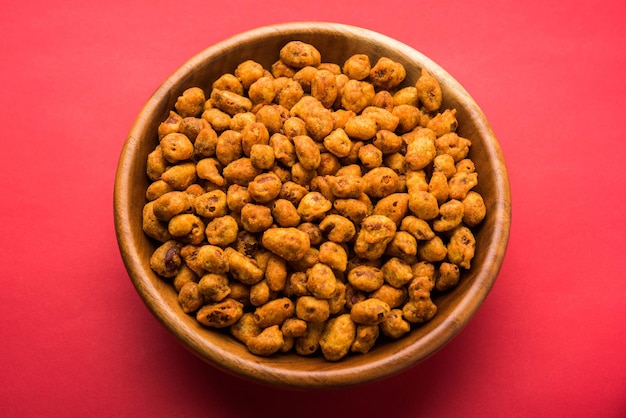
(114, 21, 511, 389)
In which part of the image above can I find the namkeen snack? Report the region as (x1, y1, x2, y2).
(142, 40, 486, 361)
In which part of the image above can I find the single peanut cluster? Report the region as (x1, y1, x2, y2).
(143, 40, 486, 361)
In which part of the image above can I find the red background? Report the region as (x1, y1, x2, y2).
(2, 0, 625, 416)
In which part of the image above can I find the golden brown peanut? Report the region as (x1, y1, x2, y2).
(246, 325, 284, 356)
(296, 295, 330, 323)
(403, 296, 437, 324)
(195, 190, 228, 219)
(429, 171, 450, 204)
(354, 215, 397, 260)
(253, 297, 295, 328)
(240, 203, 273, 233)
(362, 167, 399, 199)
(160, 133, 194, 163)
(270, 198, 301, 227)
(196, 298, 244, 328)
(433, 153, 456, 179)
(179, 117, 208, 142)
(447, 226, 476, 269)
(344, 115, 378, 141)
(436, 262, 461, 292)
(173, 265, 199, 293)
(201, 108, 231, 132)
(196, 158, 224, 186)
(393, 86, 419, 106)
(284, 272, 309, 297)
(351, 324, 379, 354)
(281, 317, 308, 338)
(373, 130, 403, 154)
(197, 244, 229, 274)
(327, 280, 347, 315)
(146, 146, 168, 182)
(311, 69, 338, 108)
(385, 231, 418, 259)
(293, 66, 317, 92)
(318, 241, 348, 272)
(264, 254, 288, 292)
(327, 175, 363, 199)
(175, 87, 205, 117)
(456, 158, 476, 174)
(247, 173, 281, 204)
(222, 158, 262, 186)
(241, 121, 270, 156)
(231, 312, 261, 345)
(192, 125, 218, 158)
(415, 68, 442, 112)
(418, 236, 448, 262)
(350, 298, 390, 325)
(146, 179, 172, 202)
(306, 263, 337, 300)
(427, 108, 458, 136)
(317, 153, 341, 176)
(235, 59, 265, 89)
(150, 240, 182, 278)
(275, 78, 304, 110)
(290, 162, 316, 186)
(289, 247, 320, 272)
(215, 129, 243, 165)
(380, 309, 411, 339)
(333, 198, 369, 224)
(198, 273, 231, 302)
(392, 104, 421, 133)
(433, 199, 465, 232)
(380, 257, 413, 288)
(462, 191, 486, 226)
(293, 135, 321, 170)
(357, 143, 383, 169)
(323, 128, 352, 158)
(210, 88, 252, 116)
(343, 54, 371, 80)
(161, 162, 196, 190)
(369, 57, 406, 90)
(168, 214, 205, 245)
(295, 321, 325, 356)
(224, 248, 264, 285)
(341, 79, 375, 113)
(248, 76, 277, 105)
(400, 215, 435, 241)
(254, 104, 288, 134)
(408, 190, 439, 221)
(448, 171, 479, 200)
(279, 181, 308, 206)
(280, 41, 321, 68)
(158, 111, 183, 139)
(404, 128, 437, 170)
(373, 193, 409, 226)
(152, 191, 193, 222)
(225, 184, 250, 213)
(212, 73, 243, 95)
(268, 133, 296, 167)
(143, 202, 172, 242)
(320, 314, 356, 361)
(347, 265, 384, 292)
(205, 215, 238, 247)
(290, 96, 334, 140)
(371, 284, 408, 309)
(261, 227, 310, 262)
(297, 192, 332, 222)
(319, 214, 356, 243)
(177, 282, 204, 313)
(435, 133, 471, 162)
(295, 222, 322, 247)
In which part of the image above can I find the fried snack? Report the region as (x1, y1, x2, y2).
(143, 41, 487, 360)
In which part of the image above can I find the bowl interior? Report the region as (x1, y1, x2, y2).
(114, 22, 511, 389)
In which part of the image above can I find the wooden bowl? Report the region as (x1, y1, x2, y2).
(114, 22, 511, 389)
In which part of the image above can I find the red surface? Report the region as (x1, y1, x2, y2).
(2, 1, 625, 416)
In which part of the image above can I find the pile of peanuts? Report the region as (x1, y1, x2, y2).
(142, 41, 486, 361)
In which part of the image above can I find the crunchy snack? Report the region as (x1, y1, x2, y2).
(142, 41, 486, 361)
